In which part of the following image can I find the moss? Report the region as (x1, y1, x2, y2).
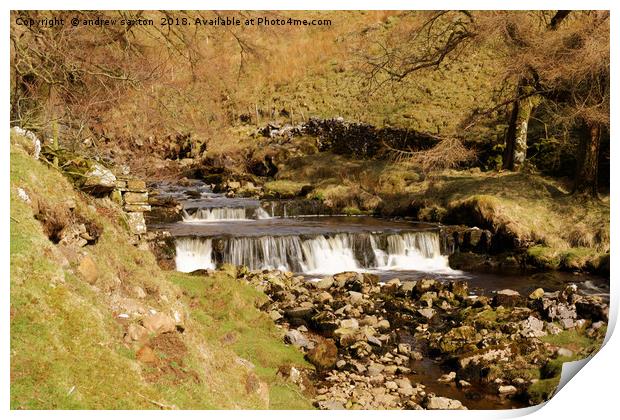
(527, 246, 561, 270)
(540, 330, 596, 353)
(264, 180, 311, 198)
(527, 377, 561, 405)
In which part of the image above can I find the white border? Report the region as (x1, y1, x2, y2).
(3, 2, 617, 420)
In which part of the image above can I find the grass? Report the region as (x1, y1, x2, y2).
(168, 271, 314, 409)
(539, 330, 598, 354)
(10, 133, 312, 409)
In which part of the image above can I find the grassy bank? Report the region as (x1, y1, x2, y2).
(10, 133, 312, 409)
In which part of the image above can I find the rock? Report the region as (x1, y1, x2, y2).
(529, 288, 545, 300)
(133, 286, 147, 299)
(315, 277, 334, 290)
(556, 348, 574, 358)
(83, 163, 116, 194)
(318, 400, 345, 410)
(376, 319, 391, 332)
(306, 338, 338, 370)
(336, 360, 346, 369)
(576, 299, 609, 322)
(317, 291, 333, 303)
(348, 291, 364, 304)
(425, 396, 467, 410)
(360, 315, 378, 327)
(126, 212, 147, 235)
(394, 378, 415, 396)
(519, 316, 546, 338)
(416, 278, 438, 294)
(449, 280, 469, 298)
(420, 291, 438, 307)
(124, 204, 152, 212)
(401, 281, 416, 294)
(560, 318, 575, 329)
(458, 380, 471, 388)
(397, 343, 411, 355)
(78, 256, 98, 284)
(285, 306, 315, 320)
(385, 381, 398, 390)
(546, 323, 563, 335)
(498, 385, 518, 396)
(438, 372, 457, 383)
(269, 310, 283, 321)
(126, 323, 149, 343)
(340, 318, 359, 330)
(142, 313, 177, 335)
(284, 329, 313, 349)
(418, 308, 436, 320)
(126, 179, 147, 191)
(493, 289, 522, 307)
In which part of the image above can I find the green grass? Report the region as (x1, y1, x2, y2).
(540, 330, 596, 353)
(167, 271, 314, 409)
(10, 134, 312, 409)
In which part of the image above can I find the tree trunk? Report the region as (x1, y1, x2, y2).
(503, 83, 540, 171)
(573, 121, 601, 197)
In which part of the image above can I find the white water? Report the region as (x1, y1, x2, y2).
(174, 231, 456, 275)
(376, 232, 454, 273)
(175, 237, 215, 272)
(300, 234, 360, 274)
(183, 207, 247, 222)
(255, 207, 272, 219)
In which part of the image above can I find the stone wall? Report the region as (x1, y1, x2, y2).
(111, 178, 150, 236)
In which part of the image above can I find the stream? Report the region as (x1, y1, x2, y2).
(149, 180, 609, 299)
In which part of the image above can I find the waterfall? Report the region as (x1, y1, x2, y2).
(300, 234, 360, 274)
(223, 236, 305, 271)
(182, 207, 247, 222)
(174, 230, 454, 274)
(255, 207, 272, 219)
(377, 232, 451, 272)
(175, 237, 214, 272)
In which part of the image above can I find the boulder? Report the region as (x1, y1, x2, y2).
(519, 316, 546, 338)
(284, 329, 313, 349)
(306, 338, 338, 370)
(498, 385, 517, 396)
(529, 288, 545, 300)
(492, 289, 523, 307)
(125, 323, 149, 343)
(315, 277, 334, 290)
(83, 163, 116, 194)
(425, 396, 467, 410)
(417, 308, 436, 320)
(142, 313, 177, 335)
(78, 255, 98, 284)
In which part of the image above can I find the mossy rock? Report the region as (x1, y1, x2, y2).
(526, 245, 560, 270)
(264, 180, 312, 198)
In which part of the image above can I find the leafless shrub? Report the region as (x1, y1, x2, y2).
(388, 137, 476, 173)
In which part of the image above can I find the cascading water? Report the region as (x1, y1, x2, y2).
(255, 207, 272, 220)
(175, 237, 214, 272)
(183, 207, 247, 222)
(377, 232, 452, 272)
(174, 231, 455, 275)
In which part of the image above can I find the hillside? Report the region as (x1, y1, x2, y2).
(10, 132, 312, 409)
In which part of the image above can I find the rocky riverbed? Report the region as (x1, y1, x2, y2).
(227, 268, 608, 410)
